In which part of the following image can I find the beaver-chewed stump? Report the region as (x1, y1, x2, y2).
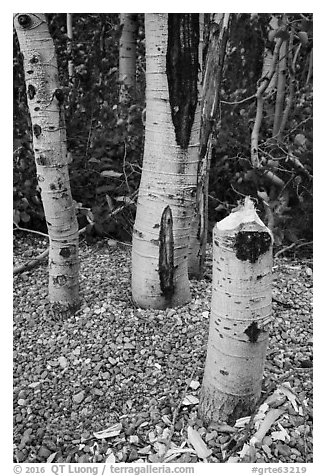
(199, 196, 273, 425)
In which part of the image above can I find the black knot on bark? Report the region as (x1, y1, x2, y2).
(18, 14, 31, 28)
(54, 88, 65, 105)
(234, 231, 271, 264)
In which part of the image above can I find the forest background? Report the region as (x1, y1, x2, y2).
(12, 11, 313, 250)
(2, 3, 323, 470)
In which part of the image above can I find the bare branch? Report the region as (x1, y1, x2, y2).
(220, 94, 256, 106)
(251, 37, 284, 168)
(274, 240, 312, 258)
(13, 225, 49, 239)
(13, 191, 138, 275)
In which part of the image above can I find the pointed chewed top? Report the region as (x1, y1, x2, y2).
(215, 196, 267, 232)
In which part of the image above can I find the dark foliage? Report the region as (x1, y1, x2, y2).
(13, 13, 312, 247)
(208, 14, 313, 245)
(14, 13, 145, 241)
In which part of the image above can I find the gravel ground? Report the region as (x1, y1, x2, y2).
(13, 234, 313, 463)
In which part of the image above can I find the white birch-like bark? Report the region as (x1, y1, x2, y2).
(262, 49, 277, 93)
(132, 14, 200, 309)
(67, 13, 74, 84)
(251, 37, 283, 169)
(273, 37, 288, 138)
(119, 13, 138, 103)
(262, 15, 280, 94)
(199, 197, 273, 424)
(279, 27, 295, 137)
(14, 13, 79, 309)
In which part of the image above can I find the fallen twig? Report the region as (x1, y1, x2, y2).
(13, 192, 138, 275)
(274, 240, 313, 259)
(13, 226, 87, 276)
(13, 225, 49, 239)
(13, 248, 49, 276)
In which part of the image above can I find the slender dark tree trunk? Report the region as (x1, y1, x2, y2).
(188, 14, 231, 278)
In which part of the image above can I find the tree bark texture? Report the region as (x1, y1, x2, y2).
(119, 13, 138, 103)
(262, 15, 280, 94)
(262, 49, 277, 93)
(66, 13, 74, 84)
(188, 14, 230, 279)
(251, 36, 283, 169)
(188, 142, 211, 279)
(279, 27, 295, 137)
(199, 197, 273, 424)
(132, 13, 200, 309)
(199, 13, 230, 160)
(273, 37, 288, 138)
(188, 12, 205, 279)
(14, 13, 79, 309)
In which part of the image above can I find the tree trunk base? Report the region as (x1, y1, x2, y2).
(199, 383, 260, 425)
(47, 301, 80, 320)
(132, 290, 191, 310)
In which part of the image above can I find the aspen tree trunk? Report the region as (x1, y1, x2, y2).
(199, 197, 273, 424)
(273, 33, 288, 139)
(251, 34, 284, 169)
(262, 15, 280, 94)
(305, 48, 313, 86)
(14, 13, 79, 310)
(132, 13, 199, 309)
(188, 13, 205, 278)
(119, 13, 138, 104)
(188, 143, 212, 278)
(188, 13, 230, 279)
(279, 27, 295, 137)
(66, 13, 74, 84)
(262, 50, 277, 93)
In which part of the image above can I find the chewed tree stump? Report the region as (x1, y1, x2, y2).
(199, 196, 273, 424)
